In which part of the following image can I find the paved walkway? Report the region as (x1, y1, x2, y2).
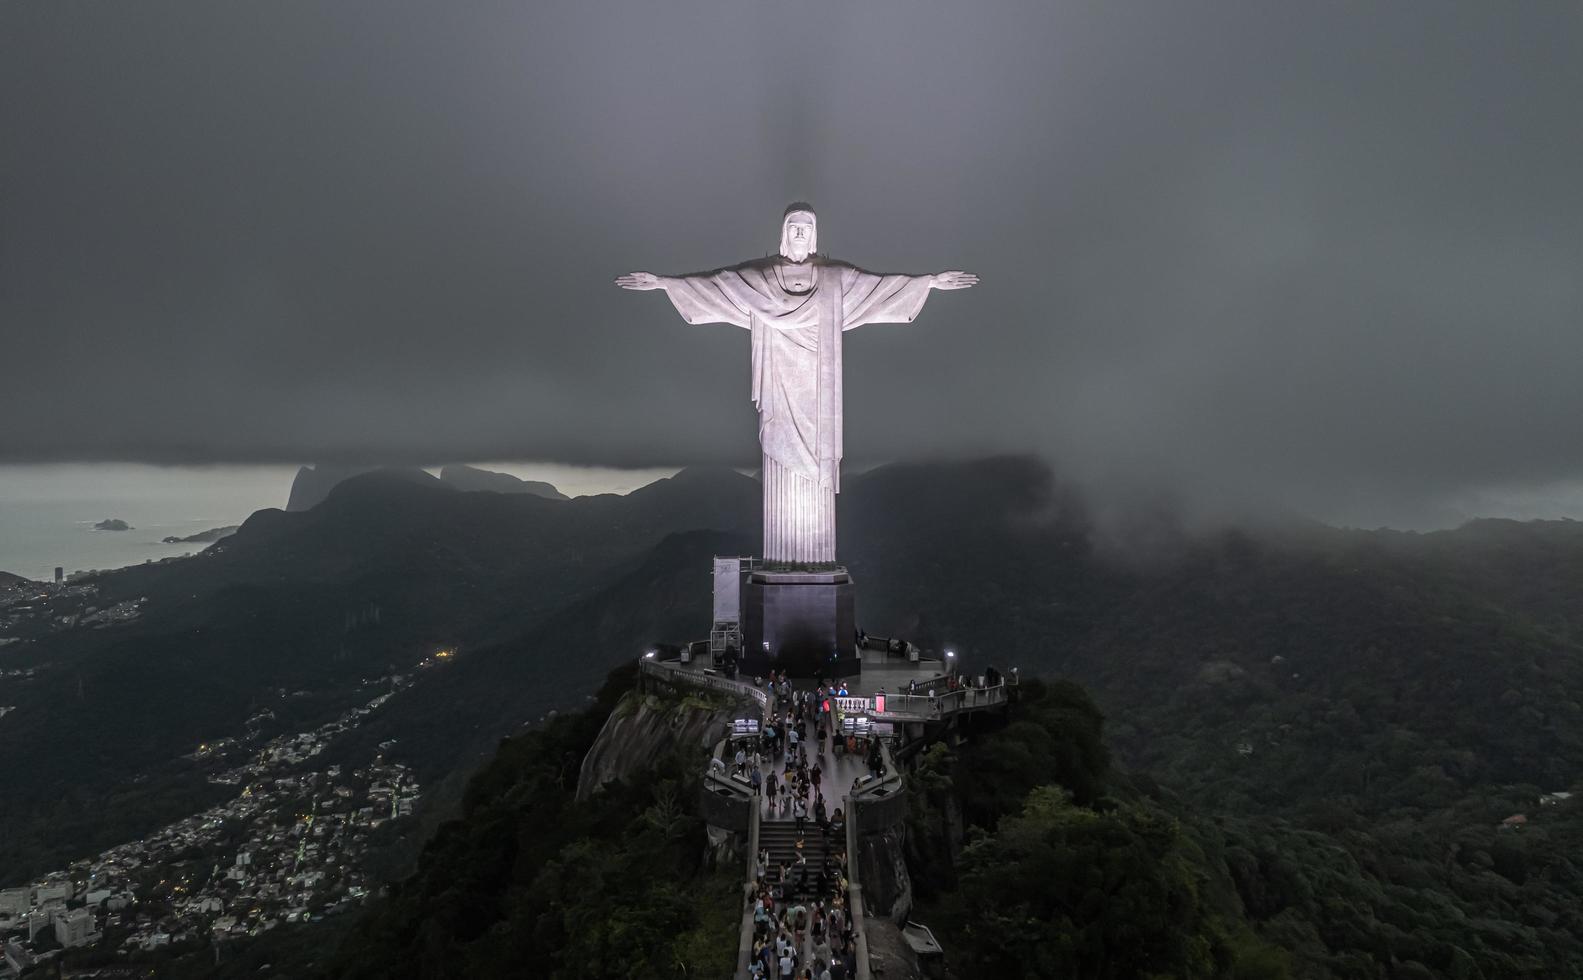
(758, 737, 870, 824)
(750, 709, 872, 979)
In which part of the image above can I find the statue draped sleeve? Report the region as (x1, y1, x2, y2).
(661, 267, 770, 328)
(838, 266, 933, 330)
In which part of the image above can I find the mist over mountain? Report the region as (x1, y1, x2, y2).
(438, 464, 569, 500)
(7, 457, 1583, 975)
(284, 465, 441, 512)
(285, 464, 572, 513)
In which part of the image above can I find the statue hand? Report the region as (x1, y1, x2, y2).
(615, 271, 666, 291)
(930, 271, 978, 290)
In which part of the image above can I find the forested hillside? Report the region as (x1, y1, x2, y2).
(11, 457, 1583, 977)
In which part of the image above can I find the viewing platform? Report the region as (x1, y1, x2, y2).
(637, 630, 1017, 980)
(641, 636, 1019, 728)
(631, 556, 1020, 978)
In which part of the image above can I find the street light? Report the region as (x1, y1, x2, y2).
(644, 650, 656, 659)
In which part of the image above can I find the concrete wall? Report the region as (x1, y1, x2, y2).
(700, 780, 751, 835)
(854, 784, 909, 832)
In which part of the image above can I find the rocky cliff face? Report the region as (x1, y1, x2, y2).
(858, 826, 914, 923)
(576, 688, 753, 802)
(285, 465, 372, 511)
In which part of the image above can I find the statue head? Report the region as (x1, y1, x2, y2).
(779, 204, 817, 263)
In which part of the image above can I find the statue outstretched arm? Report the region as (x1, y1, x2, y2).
(616, 268, 752, 328)
(841, 265, 978, 330)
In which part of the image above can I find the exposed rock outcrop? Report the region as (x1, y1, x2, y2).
(858, 826, 914, 922)
(576, 688, 753, 802)
(864, 919, 928, 980)
(705, 824, 744, 872)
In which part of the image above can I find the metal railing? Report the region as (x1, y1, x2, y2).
(639, 656, 770, 711)
(874, 678, 1017, 721)
(706, 737, 755, 800)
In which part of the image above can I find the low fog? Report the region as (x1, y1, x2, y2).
(2, 1, 1579, 528)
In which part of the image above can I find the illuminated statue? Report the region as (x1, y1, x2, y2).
(617, 205, 976, 562)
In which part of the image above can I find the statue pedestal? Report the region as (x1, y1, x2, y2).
(741, 567, 858, 679)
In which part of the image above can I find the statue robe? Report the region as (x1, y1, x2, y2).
(663, 257, 933, 562)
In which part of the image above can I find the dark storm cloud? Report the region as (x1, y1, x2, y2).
(2, 1, 1580, 526)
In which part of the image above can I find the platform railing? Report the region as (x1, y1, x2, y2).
(705, 737, 755, 799)
(848, 738, 903, 803)
(873, 676, 1017, 721)
(639, 655, 770, 711)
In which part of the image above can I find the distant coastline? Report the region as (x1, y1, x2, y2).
(0, 505, 253, 583)
(162, 525, 240, 544)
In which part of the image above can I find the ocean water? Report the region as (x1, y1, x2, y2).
(0, 465, 296, 582)
(0, 462, 681, 583)
(0, 502, 248, 581)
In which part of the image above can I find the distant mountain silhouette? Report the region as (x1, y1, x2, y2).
(284, 464, 438, 511)
(0, 463, 760, 881)
(438, 464, 568, 499)
(286, 464, 570, 512)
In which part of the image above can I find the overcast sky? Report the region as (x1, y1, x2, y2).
(2, 1, 1580, 527)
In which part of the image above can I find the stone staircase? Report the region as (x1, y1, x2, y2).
(759, 817, 841, 901)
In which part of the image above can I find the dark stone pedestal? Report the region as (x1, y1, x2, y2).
(741, 568, 858, 679)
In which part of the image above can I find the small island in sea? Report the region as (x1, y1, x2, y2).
(93, 519, 133, 531)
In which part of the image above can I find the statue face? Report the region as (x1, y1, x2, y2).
(779, 210, 817, 263)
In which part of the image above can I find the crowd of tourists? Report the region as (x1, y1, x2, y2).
(732, 673, 885, 822)
(748, 880, 859, 980)
(738, 671, 866, 978)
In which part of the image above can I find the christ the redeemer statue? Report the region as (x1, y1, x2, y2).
(617, 204, 976, 564)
